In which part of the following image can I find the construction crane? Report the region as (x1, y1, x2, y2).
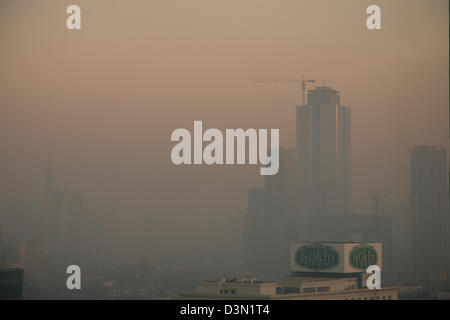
(255, 76, 315, 106)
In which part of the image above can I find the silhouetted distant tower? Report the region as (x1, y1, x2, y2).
(244, 187, 266, 276)
(265, 148, 296, 277)
(45, 162, 52, 197)
(244, 148, 296, 279)
(410, 145, 449, 281)
(43, 155, 53, 255)
(296, 86, 351, 224)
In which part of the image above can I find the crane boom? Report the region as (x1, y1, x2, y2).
(255, 76, 315, 106)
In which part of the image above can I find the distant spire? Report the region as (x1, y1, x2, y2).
(45, 149, 53, 195)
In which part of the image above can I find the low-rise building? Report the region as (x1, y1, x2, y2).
(180, 242, 402, 300)
(179, 276, 399, 300)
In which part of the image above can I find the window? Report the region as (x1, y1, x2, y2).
(283, 287, 299, 294)
(317, 286, 330, 293)
(303, 287, 316, 294)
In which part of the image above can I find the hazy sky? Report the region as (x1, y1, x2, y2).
(0, 0, 448, 252)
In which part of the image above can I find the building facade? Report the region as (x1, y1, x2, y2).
(182, 242, 400, 300)
(410, 145, 449, 281)
(296, 86, 351, 221)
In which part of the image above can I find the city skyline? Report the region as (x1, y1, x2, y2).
(0, 0, 448, 300)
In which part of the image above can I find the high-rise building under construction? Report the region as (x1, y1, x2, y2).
(296, 86, 351, 223)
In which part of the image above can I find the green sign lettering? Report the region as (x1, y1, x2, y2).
(295, 244, 339, 270)
(349, 245, 378, 269)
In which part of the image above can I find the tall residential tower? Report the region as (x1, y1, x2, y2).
(296, 86, 351, 224)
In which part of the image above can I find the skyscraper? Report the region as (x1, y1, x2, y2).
(296, 86, 351, 223)
(410, 145, 449, 281)
(244, 148, 296, 278)
(264, 148, 296, 277)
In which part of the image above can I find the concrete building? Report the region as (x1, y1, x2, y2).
(180, 276, 398, 300)
(296, 86, 351, 221)
(184, 242, 402, 300)
(410, 145, 449, 281)
(245, 86, 353, 279)
(193, 278, 278, 297)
